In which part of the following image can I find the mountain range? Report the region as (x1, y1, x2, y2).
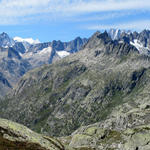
(0, 32, 87, 97)
(1, 29, 150, 149)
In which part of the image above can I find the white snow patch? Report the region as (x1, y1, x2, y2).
(56, 51, 70, 58)
(13, 37, 40, 45)
(38, 46, 52, 55)
(4, 45, 9, 48)
(114, 29, 119, 40)
(19, 52, 23, 57)
(22, 46, 52, 59)
(130, 39, 150, 54)
(119, 41, 124, 44)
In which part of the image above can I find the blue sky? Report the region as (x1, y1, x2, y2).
(0, 0, 150, 42)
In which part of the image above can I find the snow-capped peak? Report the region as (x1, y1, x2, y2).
(13, 37, 40, 45)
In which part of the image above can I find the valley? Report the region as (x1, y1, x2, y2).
(0, 29, 150, 149)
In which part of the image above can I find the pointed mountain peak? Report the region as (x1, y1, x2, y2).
(97, 31, 110, 41)
(94, 31, 112, 45)
(74, 36, 82, 41)
(90, 31, 111, 42)
(2, 32, 6, 34)
(83, 31, 111, 49)
(142, 29, 150, 33)
(0, 32, 15, 47)
(0, 32, 9, 38)
(91, 31, 101, 38)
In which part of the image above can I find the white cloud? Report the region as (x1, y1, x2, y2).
(0, 0, 51, 17)
(46, 0, 150, 15)
(0, 0, 150, 25)
(86, 20, 150, 31)
(69, 11, 133, 22)
(58, 0, 150, 14)
(14, 36, 40, 44)
(1, 0, 150, 17)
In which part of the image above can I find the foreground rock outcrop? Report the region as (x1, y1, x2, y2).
(0, 118, 66, 150)
(1, 117, 150, 150)
(60, 123, 150, 150)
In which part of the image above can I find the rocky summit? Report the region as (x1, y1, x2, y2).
(1, 30, 150, 149)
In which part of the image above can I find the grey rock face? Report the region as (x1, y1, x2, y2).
(108, 29, 150, 54)
(0, 46, 31, 97)
(13, 42, 26, 54)
(20, 37, 88, 68)
(0, 32, 15, 47)
(63, 123, 150, 150)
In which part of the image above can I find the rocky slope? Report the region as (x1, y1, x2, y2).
(0, 118, 67, 150)
(0, 46, 31, 98)
(1, 117, 150, 150)
(61, 122, 150, 150)
(1, 30, 149, 138)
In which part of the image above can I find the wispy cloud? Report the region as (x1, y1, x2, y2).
(86, 20, 150, 31)
(0, 0, 50, 17)
(0, 0, 150, 25)
(53, 0, 150, 14)
(68, 11, 134, 22)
